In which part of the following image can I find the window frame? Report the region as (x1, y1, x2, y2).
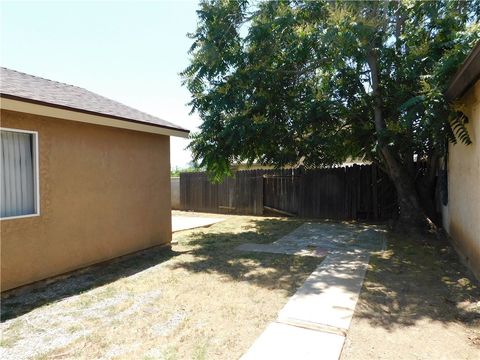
(0, 127, 40, 220)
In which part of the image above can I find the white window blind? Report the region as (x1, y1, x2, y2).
(1, 129, 38, 218)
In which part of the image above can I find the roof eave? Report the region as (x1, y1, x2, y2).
(0, 95, 190, 138)
(445, 41, 480, 101)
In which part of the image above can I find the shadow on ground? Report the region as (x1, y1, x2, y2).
(1, 217, 317, 323)
(352, 233, 480, 330)
(4, 215, 477, 335)
(171, 217, 320, 295)
(1, 246, 180, 321)
(172, 217, 480, 331)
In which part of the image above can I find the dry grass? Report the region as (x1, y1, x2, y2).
(342, 232, 480, 359)
(1, 216, 319, 360)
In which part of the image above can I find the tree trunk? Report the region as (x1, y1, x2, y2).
(415, 153, 441, 225)
(367, 49, 431, 232)
(381, 149, 431, 231)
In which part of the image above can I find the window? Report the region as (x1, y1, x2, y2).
(1, 128, 39, 219)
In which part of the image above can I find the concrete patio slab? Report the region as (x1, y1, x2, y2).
(236, 222, 385, 257)
(171, 215, 225, 232)
(277, 250, 370, 331)
(240, 322, 345, 360)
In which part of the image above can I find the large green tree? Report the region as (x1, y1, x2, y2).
(182, 0, 479, 230)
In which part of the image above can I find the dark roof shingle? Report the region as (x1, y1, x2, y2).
(0, 67, 188, 133)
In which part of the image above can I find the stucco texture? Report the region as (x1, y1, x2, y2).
(443, 80, 480, 279)
(1, 109, 172, 291)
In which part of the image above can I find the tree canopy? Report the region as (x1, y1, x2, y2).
(182, 0, 479, 227)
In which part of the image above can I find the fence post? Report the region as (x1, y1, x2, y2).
(179, 172, 188, 211)
(255, 170, 264, 215)
(298, 167, 305, 217)
(372, 165, 378, 220)
(179, 173, 184, 210)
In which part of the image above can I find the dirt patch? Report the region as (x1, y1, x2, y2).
(341, 233, 480, 360)
(1, 216, 318, 360)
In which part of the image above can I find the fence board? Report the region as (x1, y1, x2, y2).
(180, 165, 397, 220)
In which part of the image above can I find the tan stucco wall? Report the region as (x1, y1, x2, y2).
(442, 80, 480, 280)
(1, 109, 172, 291)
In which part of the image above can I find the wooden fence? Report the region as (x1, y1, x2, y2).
(180, 165, 398, 220)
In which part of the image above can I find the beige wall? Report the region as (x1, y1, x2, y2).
(1, 109, 172, 291)
(442, 80, 480, 280)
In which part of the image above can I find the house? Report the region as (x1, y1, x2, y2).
(0, 68, 189, 291)
(443, 42, 480, 280)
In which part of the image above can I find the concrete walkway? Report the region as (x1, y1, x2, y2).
(238, 222, 385, 360)
(171, 215, 225, 233)
(237, 222, 385, 256)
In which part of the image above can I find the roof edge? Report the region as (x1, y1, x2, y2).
(445, 41, 480, 101)
(0, 93, 190, 135)
(0, 96, 190, 138)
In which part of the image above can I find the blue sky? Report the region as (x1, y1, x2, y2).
(1, 0, 202, 168)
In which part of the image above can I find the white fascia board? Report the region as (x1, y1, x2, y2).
(0, 97, 189, 138)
